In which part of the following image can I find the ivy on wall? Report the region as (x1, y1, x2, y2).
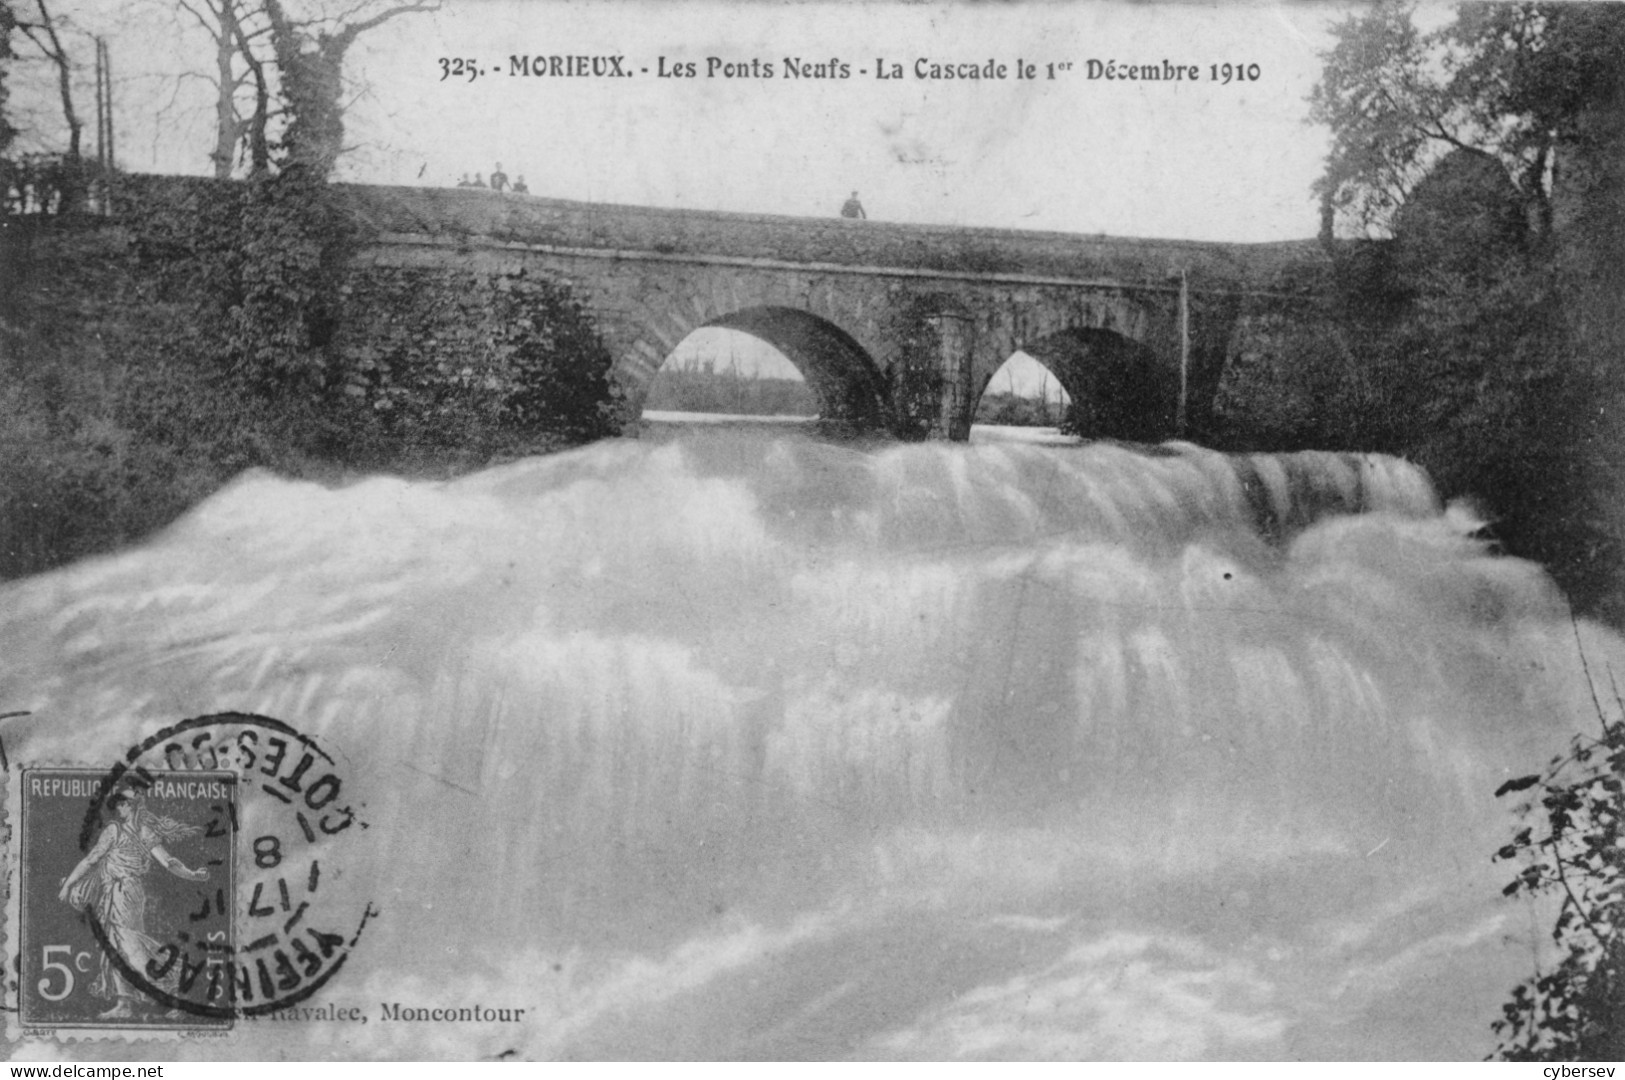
(334, 265, 625, 449)
(884, 294, 948, 442)
(123, 175, 625, 457)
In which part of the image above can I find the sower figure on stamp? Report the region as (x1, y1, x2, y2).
(58, 789, 209, 1019)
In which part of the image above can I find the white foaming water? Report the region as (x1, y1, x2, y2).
(0, 429, 1614, 1060)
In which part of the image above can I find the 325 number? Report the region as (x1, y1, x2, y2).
(438, 57, 480, 82)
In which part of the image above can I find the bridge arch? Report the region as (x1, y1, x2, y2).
(709, 308, 891, 428)
(981, 327, 1178, 442)
(975, 352, 1071, 427)
(1014, 292, 1166, 354)
(627, 305, 891, 429)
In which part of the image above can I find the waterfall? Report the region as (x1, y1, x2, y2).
(1, 429, 1613, 1059)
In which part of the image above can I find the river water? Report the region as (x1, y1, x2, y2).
(1, 427, 1616, 1059)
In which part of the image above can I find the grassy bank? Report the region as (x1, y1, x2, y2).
(3, 220, 284, 576)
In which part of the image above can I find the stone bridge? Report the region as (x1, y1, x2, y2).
(345, 185, 1330, 440)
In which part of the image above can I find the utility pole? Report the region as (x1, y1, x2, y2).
(1175, 267, 1189, 438)
(93, 38, 101, 208)
(102, 37, 115, 214)
(92, 37, 114, 214)
(94, 37, 105, 212)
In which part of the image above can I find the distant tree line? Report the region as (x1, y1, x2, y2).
(644, 359, 819, 417)
(975, 390, 1065, 428)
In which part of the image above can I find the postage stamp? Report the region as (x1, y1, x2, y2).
(16, 767, 237, 1034)
(7, 712, 374, 1040)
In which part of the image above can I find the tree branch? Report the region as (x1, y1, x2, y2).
(1552, 851, 1608, 949)
(29, 0, 82, 162)
(232, 5, 273, 176)
(175, 0, 222, 38)
(331, 1, 439, 49)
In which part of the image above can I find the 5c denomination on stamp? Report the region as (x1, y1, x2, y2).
(17, 768, 237, 1033)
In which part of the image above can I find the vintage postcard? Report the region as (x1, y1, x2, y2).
(2, 0, 1624, 1063)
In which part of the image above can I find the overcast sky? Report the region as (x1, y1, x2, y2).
(5, 0, 1421, 243)
(362, 0, 1353, 241)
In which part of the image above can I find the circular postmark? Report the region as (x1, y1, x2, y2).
(71, 712, 373, 1021)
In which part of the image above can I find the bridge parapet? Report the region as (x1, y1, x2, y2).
(339, 184, 1329, 295)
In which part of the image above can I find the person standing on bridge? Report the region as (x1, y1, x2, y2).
(490, 163, 510, 193)
(840, 191, 867, 219)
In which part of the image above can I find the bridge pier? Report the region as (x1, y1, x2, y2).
(924, 310, 978, 441)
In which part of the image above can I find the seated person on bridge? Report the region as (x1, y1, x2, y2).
(840, 191, 867, 219)
(512, 175, 529, 195)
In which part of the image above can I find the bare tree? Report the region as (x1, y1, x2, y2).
(167, 0, 278, 178)
(263, 0, 434, 178)
(11, 0, 83, 209)
(155, 0, 427, 182)
(233, 8, 271, 175)
(176, 0, 240, 177)
(0, 2, 19, 155)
